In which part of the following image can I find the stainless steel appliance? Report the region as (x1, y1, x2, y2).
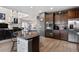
(68, 19, 79, 43)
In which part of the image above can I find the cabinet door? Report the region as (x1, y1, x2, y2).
(55, 14, 60, 20)
(63, 12, 68, 20)
(68, 8, 79, 19)
(60, 30, 68, 40)
(77, 44, 79, 51)
(45, 13, 53, 21)
(68, 9, 76, 19)
(32, 36, 39, 52)
(45, 30, 53, 37)
(76, 9, 79, 18)
(55, 12, 68, 25)
(55, 13, 60, 24)
(53, 30, 60, 39)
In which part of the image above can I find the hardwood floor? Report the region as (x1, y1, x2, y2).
(40, 37, 78, 52)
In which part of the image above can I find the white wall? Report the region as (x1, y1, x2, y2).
(0, 7, 28, 28)
(0, 7, 38, 30)
(0, 7, 12, 23)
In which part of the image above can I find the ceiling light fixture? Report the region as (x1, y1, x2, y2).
(50, 8, 53, 10)
(30, 6, 33, 8)
(59, 11, 61, 14)
(40, 19, 43, 21)
(39, 10, 42, 13)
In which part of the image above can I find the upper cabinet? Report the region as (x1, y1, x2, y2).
(63, 11, 68, 20)
(54, 11, 68, 25)
(55, 12, 60, 21)
(45, 12, 53, 21)
(68, 8, 79, 19)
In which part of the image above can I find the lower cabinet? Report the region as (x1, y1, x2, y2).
(45, 30, 53, 38)
(46, 30, 68, 41)
(77, 44, 79, 52)
(53, 30, 60, 39)
(60, 30, 68, 40)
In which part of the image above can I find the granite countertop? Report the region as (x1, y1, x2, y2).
(17, 32, 39, 40)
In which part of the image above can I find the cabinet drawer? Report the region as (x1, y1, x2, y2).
(45, 30, 53, 37)
(45, 13, 53, 21)
(60, 30, 68, 40)
(53, 30, 60, 39)
(45, 32, 53, 37)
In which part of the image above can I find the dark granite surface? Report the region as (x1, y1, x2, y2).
(17, 32, 39, 40)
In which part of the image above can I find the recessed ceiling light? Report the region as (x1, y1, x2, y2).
(40, 19, 43, 21)
(50, 8, 53, 10)
(39, 10, 42, 13)
(59, 11, 61, 14)
(30, 6, 33, 8)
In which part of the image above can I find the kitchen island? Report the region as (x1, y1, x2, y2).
(0, 30, 40, 52)
(17, 32, 40, 52)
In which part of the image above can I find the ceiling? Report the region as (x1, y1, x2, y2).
(3, 6, 76, 19)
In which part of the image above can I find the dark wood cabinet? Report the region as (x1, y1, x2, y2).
(62, 11, 68, 21)
(53, 30, 60, 39)
(28, 36, 39, 52)
(44, 7, 79, 41)
(77, 44, 79, 52)
(60, 30, 68, 40)
(45, 30, 53, 37)
(54, 11, 68, 26)
(68, 9, 76, 19)
(45, 12, 53, 37)
(45, 12, 53, 21)
(53, 11, 68, 40)
(31, 36, 39, 52)
(53, 30, 68, 40)
(55, 13, 60, 20)
(68, 8, 79, 19)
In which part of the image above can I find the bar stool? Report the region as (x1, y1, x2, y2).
(11, 38, 17, 52)
(11, 32, 17, 52)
